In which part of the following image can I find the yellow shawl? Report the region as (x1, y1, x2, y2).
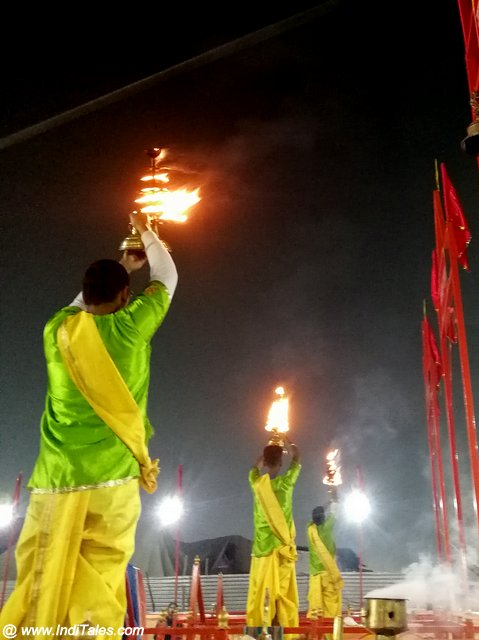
(307, 522, 343, 586)
(57, 311, 159, 493)
(253, 473, 297, 561)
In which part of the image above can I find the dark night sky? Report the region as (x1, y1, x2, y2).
(1, 0, 479, 573)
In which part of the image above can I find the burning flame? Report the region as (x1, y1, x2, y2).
(134, 147, 201, 223)
(265, 386, 289, 434)
(135, 188, 200, 222)
(323, 448, 342, 486)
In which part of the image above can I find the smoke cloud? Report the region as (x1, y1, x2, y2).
(365, 554, 479, 613)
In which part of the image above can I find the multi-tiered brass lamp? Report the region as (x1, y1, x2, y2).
(119, 147, 201, 256)
(322, 448, 342, 501)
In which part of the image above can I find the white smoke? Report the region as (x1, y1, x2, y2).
(365, 554, 479, 613)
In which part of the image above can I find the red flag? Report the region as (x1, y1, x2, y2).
(431, 247, 457, 343)
(423, 316, 443, 387)
(431, 249, 440, 311)
(445, 306, 457, 344)
(441, 163, 472, 271)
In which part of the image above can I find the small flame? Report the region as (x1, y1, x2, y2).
(323, 448, 342, 486)
(265, 386, 289, 434)
(134, 148, 200, 223)
(140, 173, 169, 183)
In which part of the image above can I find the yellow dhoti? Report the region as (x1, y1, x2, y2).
(0, 479, 140, 639)
(307, 571, 342, 618)
(246, 549, 299, 628)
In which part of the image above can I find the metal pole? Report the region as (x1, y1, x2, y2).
(430, 371, 451, 562)
(440, 336, 468, 572)
(441, 168, 479, 543)
(174, 464, 183, 604)
(422, 316, 444, 561)
(357, 467, 364, 609)
(448, 239, 479, 541)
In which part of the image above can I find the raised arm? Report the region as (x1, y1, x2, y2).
(248, 453, 263, 488)
(284, 436, 300, 463)
(69, 213, 178, 308)
(129, 212, 178, 299)
(328, 499, 339, 517)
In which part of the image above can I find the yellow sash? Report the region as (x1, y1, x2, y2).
(253, 474, 297, 561)
(307, 522, 343, 587)
(57, 311, 159, 493)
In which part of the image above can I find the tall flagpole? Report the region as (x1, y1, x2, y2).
(441, 337, 468, 568)
(422, 313, 445, 561)
(441, 164, 479, 542)
(432, 186, 468, 570)
(430, 367, 451, 563)
(357, 466, 365, 607)
(445, 225, 479, 540)
(174, 464, 183, 604)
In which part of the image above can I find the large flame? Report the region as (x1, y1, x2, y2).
(134, 148, 200, 223)
(135, 188, 200, 222)
(265, 386, 289, 434)
(323, 448, 342, 486)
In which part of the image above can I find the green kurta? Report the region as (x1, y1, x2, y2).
(249, 460, 301, 556)
(27, 281, 170, 492)
(308, 515, 336, 575)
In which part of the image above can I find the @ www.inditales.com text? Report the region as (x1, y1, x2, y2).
(2, 624, 144, 637)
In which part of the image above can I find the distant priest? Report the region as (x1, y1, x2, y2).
(246, 438, 301, 628)
(306, 502, 343, 619)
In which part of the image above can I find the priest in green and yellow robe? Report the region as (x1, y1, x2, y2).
(0, 212, 178, 638)
(306, 503, 343, 619)
(246, 438, 301, 629)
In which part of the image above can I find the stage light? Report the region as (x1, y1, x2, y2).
(344, 489, 371, 524)
(156, 495, 184, 526)
(0, 503, 14, 529)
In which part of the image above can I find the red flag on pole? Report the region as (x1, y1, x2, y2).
(431, 247, 457, 344)
(425, 315, 443, 387)
(421, 312, 449, 561)
(441, 164, 472, 271)
(422, 310, 443, 388)
(445, 306, 457, 344)
(431, 249, 440, 312)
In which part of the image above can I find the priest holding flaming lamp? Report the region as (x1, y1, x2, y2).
(0, 148, 199, 635)
(246, 386, 301, 631)
(306, 449, 343, 622)
(120, 147, 200, 257)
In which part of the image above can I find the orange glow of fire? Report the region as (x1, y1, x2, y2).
(323, 448, 342, 486)
(265, 386, 289, 434)
(134, 148, 201, 223)
(140, 173, 169, 183)
(135, 188, 200, 222)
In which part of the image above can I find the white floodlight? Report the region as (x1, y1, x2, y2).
(0, 503, 14, 529)
(344, 489, 371, 524)
(156, 495, 184, 526)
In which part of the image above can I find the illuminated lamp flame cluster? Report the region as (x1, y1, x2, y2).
(134, 147, 201, 224)
(322, 448, 342, 487)
(265, 386, 289, 446)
